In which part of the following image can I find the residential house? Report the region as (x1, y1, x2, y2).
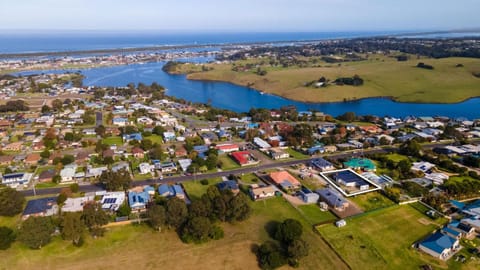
(22, 197, 58, 220)
(411, 161, 436, 173)
(158, 184, 175, 197)
(231, 151, 259, 166)
(0, 155, 13, 166)
(268, 148, 289, 160)
(269, 171, 301, 192)
(418, 231, 460, 260)
(172, 184, 185, 199)
(38, 169, 55, 183)
(138, 162, 154, 175)
(25, 153, 41, 166)
(62, 196, 95, 213)
(128, 186, 154, 212)
(112, 117, 128, 127)
(344, 158, 376, 172)
(217, 180, 240, 194)
(193, 145, 209, 159)
(253, 137, 271, 149)
(298, 188, 320, 204)
(60, 164, 78, 183)
(85, 165, 108, 179)
(100, 191, 126, 212)
(131, 147, 145, 159)
(163, 131, 176, 142)
(215, 143, 240, 154)
(1, 172, 33, 188)
(310, 158, 335, 172)
(2, 142, 23, 151)
(316, 188, 349, 211)
(178, 159, 192, 172)
(157, 161, 177, 173)
(175, 146, 188, 157)
(250, 185, 276, 201)
(123, 133, 142, 143)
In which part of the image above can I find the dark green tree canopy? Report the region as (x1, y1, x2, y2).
(0, 187, 25, 217)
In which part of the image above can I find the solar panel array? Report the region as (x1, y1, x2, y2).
(103, 198, 117, 204)
(331, 171, 368, 185)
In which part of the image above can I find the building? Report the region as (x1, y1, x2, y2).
(411, 162, 436, 173)
(231, 151, 259, 166)
(100, 191, 126, 212)
(344, 158, 376, 172)
(310, 158, 335, 172)
(62, 196, 95, 213)
(24, 153, 41, 165)
(215, 143, 240, 154)
(316, 188, 349, 211)
(158, 184, 175, 197)
(330, 170, 371, 191)
(335, 219, 347, 227)
(250, 185, 276, 201)
(253, 137, 271, 149)
(138, 162, 154, 175)
(128, 186, 154, 212)
(269, 171, 301, 192)
(38, 169, 55, 183)
(122, 133, 142, 143)
(60, 164, 78, 183)
(1, 172, 33, 188)
(22, 197, 58, 220)
(178, 159, 192, 172)
(156, 161, 177, 173)
(217, 180, 240, 194)
(268, 148, 289, 160)
(163, 131, 176, 142)
(418, 231, 460, 260)
(298, 188, 320, 204)
(131, 147, 145, 159)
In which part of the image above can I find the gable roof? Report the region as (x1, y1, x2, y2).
(420, 231, 457, 254)
(23, 197, 57, 216)
(269, 171, 300, 186)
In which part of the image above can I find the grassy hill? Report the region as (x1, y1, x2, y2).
(177, 56, 480, 103)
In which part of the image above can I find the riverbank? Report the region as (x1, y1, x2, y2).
(170, 55, 480, 104)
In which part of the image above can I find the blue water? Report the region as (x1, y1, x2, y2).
(14, 61, 480, 118)
(0, 31, 398, 54)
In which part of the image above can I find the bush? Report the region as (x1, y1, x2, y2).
(0, 187, 25, 216)
(0, 226, 15, 250)
(200, 179, 209, 185)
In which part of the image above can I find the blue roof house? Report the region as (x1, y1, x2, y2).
(172, 184, 185, 199)
(22, 197, 58, 219)
(128, 190, 150, 211)
(193, 145, 209, 159)
(123, 133, 143, 143)
(158, 184, 175, 197)
(217, 180, 239, 194)
(418, 231, 460, 260)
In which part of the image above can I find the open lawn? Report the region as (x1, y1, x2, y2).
(102, 136, 123, 146)
(385, 153, 411, 163)
(285, 148, 309, 159)
(218, 154, 241, 170)
(349, 192, 396, 212)
(239, 173, 260, 185)
(182, 177, 223, 200)
(144, 134, 164, 145)
(316, 205, 459, 270)
(0, 196, 348, 270)
(180, 56, 480, 103)
(297, 204, 337, 225)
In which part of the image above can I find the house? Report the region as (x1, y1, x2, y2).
(310, 158, 335, 172)
(175, 146, 188, 157)
(85, 165, 108, 178)
(253, 137, 271, 149)
(344, 158, 376, 172)
(100, 191, 126, 212)
(25, 153, 41, 166)
(268, 148, 289, 160)
(178, 159, 192, 171)
(2, 142, 23, 151)
(193, 145, 209, 159)
(123, 133, 142, 143)
(411, 161, 435, 173)
(217, 180, 240, 194)
(172, 184, 185, 199)
(418, 231, 460, 260)
(128, 186, 154, 212)
(22, 197, 58, 220)
(112, 162, 130, 173)
(158, 161, 177, 173)
(316, 188, 349, 211)
(131, 147, 145, 159)
(158, 184, 175, 197)
(163, 131, 176, 142)
(38, 169, 55, 183)
(60, 164, 78, 183)
(298, 188, 320, 204)
(269, 171, 301, 192)
(138, 162, 154, 175)
(446, 221, 476, 239)
(231, 151, 259, 166)
(0, 155, 14, 166)
(75, 151, 90, 164)
(215, 143, 240, 154)
(61, 196, 95, 213)
(1, 172, 33, 188)
(112, 117, 128, 127)
(250, 185, 276, 201)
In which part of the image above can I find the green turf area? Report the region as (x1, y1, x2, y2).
(349, 192, 396, 212)
(218, 154, 240, 170)
(238, 173, 260, 185)
(35, 182, 60, 189)
(285, 148, 309, 159)
(316, 205, 456, 270)
(0, 196, 349, 270)
(182, 177, 223, 199)
(297, 204, 337, 225)
(447, 175, 478, 183)
(181, 56, 480, 103)
(385, 153, 411, 163)
(144, 134, 164, 145)
(102, 136, 122, 146)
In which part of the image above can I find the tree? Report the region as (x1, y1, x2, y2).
(0, 187, 25, 216)
(400, 139, 422, 157)
(61, 212, 85, 246)
(257, 241, 287, 270)
(0, 226, 15, 250)
(95, 125, 106, 138)
(40, 149, 51, 159)
(152, 126, 166, 136)
(181, 216, 215, 243)
(17, 216, 55, 249)
(287, 239, 309, 266)
(52, 174, 61, 184)
(205, 153, 218, 170)
(147, 204, 166, 231)
(52, 99, 63, 111)
(226, 192, 251, 222)
(274, 219, 303, 243)
(337, 111, 356, 122)
(117, 202, 131, 217)
(149, 144, 166, 160)
(140, 139, 153, 151)
(165, 197, 188, 229)
(188, 198, 211, 218)
(82, 202, 109, 237)
(41, 105, 51, 114)
(99, 169, 132, 191)
(61, 154, 75, 165)
(70, 183, 79, 193)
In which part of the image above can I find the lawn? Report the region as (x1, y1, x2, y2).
(102, 136, 123, 146)
(349, 192, 396, 212)
(285, 148, 309, 159)
(238, 173, 260, 185)
(0, 197, 349, 270)
(316, 205, 455, 270)
(183, 56, 480, 103)
(385, 153, 410, 163)
(218, 154, 240, 170)
(182, 177, 223, 199)
(297, 204, 337, 225)
(144, 134, 164, 145)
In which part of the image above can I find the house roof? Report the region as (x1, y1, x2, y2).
(23, 197, 57, 216)
(217, 180, 239, 191)
(269, 171, 300, 186)
(158, 184, 175, 196)
(38, 169, 55, 180)
(344, 158, 376, 171)
(231, 151, 250, 165)
(420, 231, 457, 254)
(25, 153, 41, 163)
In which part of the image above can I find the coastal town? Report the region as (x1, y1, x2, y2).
(1, 65, 480, 269)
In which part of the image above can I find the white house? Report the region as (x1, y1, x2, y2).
(60, 164, 78, 183)
(138, 162, 154, 175)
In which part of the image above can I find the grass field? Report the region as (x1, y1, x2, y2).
(144, 134, 164, 145)
(349, 192, 396, 212)
(297, 204, 337, 225)
(179, 56, 480, 103)
(315, 204, 470, 270)
(238, 173, 260, 185)
(285, 148, 309, 159)
(385, 153, 411, 163)
(182, 177, 223, 199)
(0, 196, 349, 270)
(218, 154, 241, 170)
(102, 136, 123, 146)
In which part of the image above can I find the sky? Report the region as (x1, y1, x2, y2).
(0, 0, 479, 32)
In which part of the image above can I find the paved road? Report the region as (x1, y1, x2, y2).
(21, 147, 391, 197)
